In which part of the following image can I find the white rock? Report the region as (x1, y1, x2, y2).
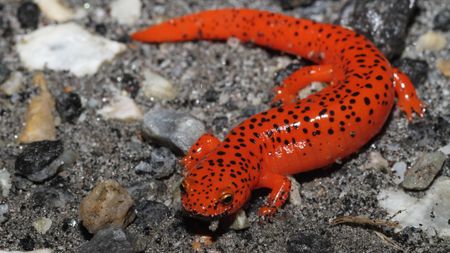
(391, 161, 407, 185)
(0, 249, 53, 253)
(298, 82, 326, 99)
(0, 72, 23, 95)
(34, 0, 75, 22)
(141, 70, 177, 100)
(0, 169, 11, 197)
(378, 178, 450, 238)
(16, 23, 126, 77)
(33, 217, 53, 234)
(110, 0, 141, 25)
(229, 209, 250, 230)
(97, 95, 143, 121)
(416, 31, 447, 51)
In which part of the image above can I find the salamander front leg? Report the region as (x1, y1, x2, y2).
(272, 64, 334, 106)
(392, 68, 425, 120)
(182, 133, 221, 171)
(256, 172, 292, 217)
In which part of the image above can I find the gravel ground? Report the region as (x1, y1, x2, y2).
(0, 0, 449, 252)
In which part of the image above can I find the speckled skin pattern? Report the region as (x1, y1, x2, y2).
(132, 9, 425, 218)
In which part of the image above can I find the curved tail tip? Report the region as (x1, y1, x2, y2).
(130, 30, 148, 41)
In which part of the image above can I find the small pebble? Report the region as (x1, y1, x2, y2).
(97, 95, 143, 121)
(110, 0, 141, 25)
(32, 187, 74, 209)
(33, 217, 52, 234)
(402, 151, 447, 190)
(56, 92, 83, 124)
(436, 58, 450, 78)
(141, 70, 177, 100)
(393, 58, 428, 87)
(15, 140, 63, 182)
(391, 161, 407, 185)
(366, 151, 389, 170)
(79, 180, 135, 234)
(142, 107, 205, 154)
(94, 23, 107, 35)
(204, 88, 219, 103)
(0, 168, 11, 197)
(135, 200, 171, 227)
(416, 31, 447, 52)
(433, 8, 450, 32)
(134, 147, 176, 179)
(0, 72, 23, 95)
(77, 226, 135, 253)
(127, 180, 167, 202)
(298, 82, 326, 99)
(34, 0, 75, 22)
(17, 1, 40, 29)
(229, 209, 250, 231)
(0, 203, 9, 223)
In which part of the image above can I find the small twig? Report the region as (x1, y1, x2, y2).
(330, 215, 399, 228)
(374, 231, 406, 253)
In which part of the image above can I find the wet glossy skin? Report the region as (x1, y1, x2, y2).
(132, 9, 424, 218)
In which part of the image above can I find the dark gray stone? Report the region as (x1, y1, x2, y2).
(433, 8, 450, 32)
(77, 227, 135, 253)
(17, 1, 40, 29)
(279, 0, 316, 10)
(135, 200, 171, 227)
(56, 92, 83, 124)
(339, 0, 417, 59)
(32, 187, 74, 209)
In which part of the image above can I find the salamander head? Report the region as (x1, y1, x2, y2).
(179, 156, 254, 219)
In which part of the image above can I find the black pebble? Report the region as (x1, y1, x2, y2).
(17, 1, 40, 29)
(19, 235, 35, 251)
(56, 92, 83, 123)
(119, 73, 140, 98)
(393, 58, 428, 87)
(204, 88, 219, 102)
(15, 140, 63, 175)
(433, 8, 450, 32)
(95, 23, 107, 35)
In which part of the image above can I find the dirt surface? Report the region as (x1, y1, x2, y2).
(0, 0, 449, 252)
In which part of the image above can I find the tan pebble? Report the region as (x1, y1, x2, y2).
(18, 72, 56, 143)
(416, 31, 447, 51)
(79, 179, 135, 234)
(436, 58, 450, 77)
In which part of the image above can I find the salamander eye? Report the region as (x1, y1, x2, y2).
(220, 193, 233, 205)
(180, 181, 187, 195)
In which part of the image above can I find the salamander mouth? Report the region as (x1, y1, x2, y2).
(182, 208, 228, 221)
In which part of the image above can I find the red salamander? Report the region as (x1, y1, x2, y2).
(132, 9, 425, 218)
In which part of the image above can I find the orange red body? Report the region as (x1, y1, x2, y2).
(132, 9, 424, 218)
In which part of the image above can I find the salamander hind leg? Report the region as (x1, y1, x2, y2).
(272, 64, 334, 106)
(392, 68, 426, 120)
(182, 133, 221, 171)
(256, 172, 292, 217)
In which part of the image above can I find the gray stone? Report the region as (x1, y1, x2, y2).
(135, 200, 171, 227)
(77, 226, 135, 253)
(134, 147, 176, 179)
(32, 187, 74, 209)
(402, 151, 447, 190)
(142, 107, 205, 154)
